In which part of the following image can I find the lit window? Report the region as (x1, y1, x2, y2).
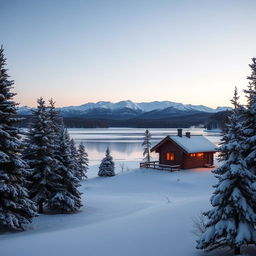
(196, 153, 204, 158)
(166, 152, 175, 161)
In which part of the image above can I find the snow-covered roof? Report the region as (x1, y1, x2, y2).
(169, 135, 217, 153)
(151, 135, 217, 154)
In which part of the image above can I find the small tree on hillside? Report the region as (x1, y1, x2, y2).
(98, 148, 115, 177)
(0, 46, 37, 230)
(196, 89, 256, 255)
(142, 129, 152, 162)
(77, 142, 89, 180)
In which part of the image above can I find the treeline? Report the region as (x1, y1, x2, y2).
(16, 111, 222, 129)
(17, 115, 108, 128)
(205, 110, 231, 130)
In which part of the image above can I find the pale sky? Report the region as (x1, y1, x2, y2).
(1, 0, 256, 108)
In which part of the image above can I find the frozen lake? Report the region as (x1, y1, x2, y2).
(69, 127, 222, 163)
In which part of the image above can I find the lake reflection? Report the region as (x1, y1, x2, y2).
(68, 128, 222, 162)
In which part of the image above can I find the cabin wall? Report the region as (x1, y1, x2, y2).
(183, 155, 203, 169)
(156, 139, 214, 169)
(183, 152, 214, 169)
(157, 140, 185, 167)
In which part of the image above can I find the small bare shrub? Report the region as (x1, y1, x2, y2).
(119, 162, 125, 173)
(165, 196, 171, 203)
(192, 212, 207, 237)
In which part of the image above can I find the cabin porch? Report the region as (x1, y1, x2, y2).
(140, 161, 180, 172)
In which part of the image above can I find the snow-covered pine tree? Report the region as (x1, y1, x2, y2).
(0, 46, 37, 230)
(23, 97, 59, 213)
(48, 98, 62, 136)
(69, 138, 80, 177)
(241, 58, 256, 175)
(47, 98, 63, 158)
(47, 126, 82, 213)
(76, 142, 89, 180)
(218, 88, 240, 162)
(98, 148, 115, 177)
(47, 98, 63, 172)
(142, 129, 151, 162)
(196, 89, 256, 255)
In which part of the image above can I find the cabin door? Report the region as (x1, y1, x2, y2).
(204, 153, 210, 164)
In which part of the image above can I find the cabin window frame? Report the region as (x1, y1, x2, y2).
(189, 153, 204, 159)
(166, 152, 175, 161)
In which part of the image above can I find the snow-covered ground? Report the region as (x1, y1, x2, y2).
(1, 161, 256, 256)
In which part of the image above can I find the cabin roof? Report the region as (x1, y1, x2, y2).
(151, 135, 217, 154)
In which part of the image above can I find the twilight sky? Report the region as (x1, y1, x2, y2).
(1, 0, 256, 108)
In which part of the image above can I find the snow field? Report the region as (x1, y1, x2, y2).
(1, 163, 256, 256)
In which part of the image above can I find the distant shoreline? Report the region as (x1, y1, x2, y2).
(16, 114, 225, 130)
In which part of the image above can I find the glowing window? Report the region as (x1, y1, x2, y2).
(166, 152, 175, 161)
(196, 153, 204, 158)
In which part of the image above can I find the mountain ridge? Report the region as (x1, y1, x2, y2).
(18, 100, 231, 116)
(17, 100, 231, 128)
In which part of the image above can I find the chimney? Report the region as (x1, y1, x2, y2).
(186, 132, 191, 138)
(177, 128, 182, 137)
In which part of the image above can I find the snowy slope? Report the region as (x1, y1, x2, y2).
(1, 162, 255, 256)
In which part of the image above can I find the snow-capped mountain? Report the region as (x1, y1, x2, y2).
(61, 100, 141, 113)
(58, 100, 230, 113)
(214, 106, 232, 112)
(18, 106, 33, 115)
(18, 100, 231, 117)
(137, 101, 216, 112)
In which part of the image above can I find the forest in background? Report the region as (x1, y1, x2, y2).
(16, 110, 230, 129)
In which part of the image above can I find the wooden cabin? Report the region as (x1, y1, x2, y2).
(150, 129, 217, 169)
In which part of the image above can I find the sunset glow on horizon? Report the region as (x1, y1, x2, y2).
(1, 0, 256, 108)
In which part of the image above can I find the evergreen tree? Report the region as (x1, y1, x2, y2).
(48, 98, 62, 136)
(142, 129, 151, 162)
(77, 142, 89, 180)
(47, 98, 63, 172)
(0, 46, 37, 230)
(241, 58, 256, 175)
(23, 97, 59, 213)
(196, 89, 256, 255)
(47, 126, 82, 213)
(98, 148, 115, 177)
(218, 87, 240, 162)
(69, 138, 79, 177)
